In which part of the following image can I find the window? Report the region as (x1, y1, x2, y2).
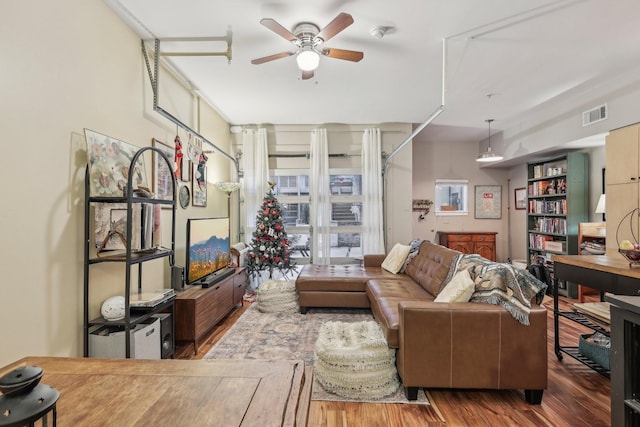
(435, 179, 469, 215)
(270, 170, 363, 263)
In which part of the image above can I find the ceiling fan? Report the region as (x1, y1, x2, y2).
(251, 12, 364, 80)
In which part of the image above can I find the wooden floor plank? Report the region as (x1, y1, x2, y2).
(181, 295, 611, 426)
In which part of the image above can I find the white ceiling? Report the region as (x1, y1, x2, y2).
(106, 0, 640, 144)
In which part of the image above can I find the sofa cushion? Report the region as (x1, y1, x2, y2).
(403, 241, 461, 297)
(367, 278, 433, 347)
(381, 243, 411, 274)
(434, 269, 475, 303)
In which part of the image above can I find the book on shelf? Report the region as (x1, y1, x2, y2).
(532, 217, 567, 234)
(528, 178, 567, 197)
(531, 163, 566, 179)
(529, 199, 567, 215)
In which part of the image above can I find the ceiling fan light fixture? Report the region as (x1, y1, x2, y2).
(476, 119, 503, 162)
(296, 48, 320, 71)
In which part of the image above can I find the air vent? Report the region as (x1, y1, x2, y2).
(582, 104, 608, 126)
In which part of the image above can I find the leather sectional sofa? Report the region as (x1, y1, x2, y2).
(295, 240, 548, 403)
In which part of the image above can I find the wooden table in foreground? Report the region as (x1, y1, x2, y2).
(0, 357, 312, 427)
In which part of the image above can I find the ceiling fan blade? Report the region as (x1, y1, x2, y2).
(301, 70, 315, 80)
(322, 48, 363, 62)
(316, 12, 354, 43)
(260, 18, 298, 43)
(251, 51, 295, 65)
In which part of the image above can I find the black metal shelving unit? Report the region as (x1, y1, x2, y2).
(553, 277, 610, 378)
(83, 146, 177, 358)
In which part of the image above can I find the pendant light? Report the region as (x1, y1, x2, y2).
(476, 119, 503, 162)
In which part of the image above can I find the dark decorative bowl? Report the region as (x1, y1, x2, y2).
(619, 249, 640, 264)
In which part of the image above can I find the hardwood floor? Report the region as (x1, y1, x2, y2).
(176, 295, 611, 426)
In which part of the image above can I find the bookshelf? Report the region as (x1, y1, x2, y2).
(527, 153, 589, 298)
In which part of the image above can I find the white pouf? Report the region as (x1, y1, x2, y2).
(314, 320, 399, 399)
(256, 280, 298, 313)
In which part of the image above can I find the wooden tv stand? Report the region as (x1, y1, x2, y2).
(174, 267, 247, 354)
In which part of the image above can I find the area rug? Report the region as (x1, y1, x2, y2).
(204, 303, 430, 404)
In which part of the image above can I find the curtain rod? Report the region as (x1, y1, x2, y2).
(268, 153, 361, 159)
(243, 129, 407, 134)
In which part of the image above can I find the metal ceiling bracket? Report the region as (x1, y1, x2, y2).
(157, 31, 233, 63)
(142, 37, 241, 241)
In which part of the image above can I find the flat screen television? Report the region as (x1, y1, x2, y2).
(186, 217, 231, 286)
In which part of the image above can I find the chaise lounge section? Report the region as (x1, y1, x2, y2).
(295, 240, 548, 403)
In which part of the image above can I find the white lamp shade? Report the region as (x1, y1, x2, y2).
(476, 147, 503, 162)
(214, 181, 241, 193)
(296, 49, 320, 71)
(595, 194, 606, 214)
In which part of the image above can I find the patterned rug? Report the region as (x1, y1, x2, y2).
(204, 303, 430, 404)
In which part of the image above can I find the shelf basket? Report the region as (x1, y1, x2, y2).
(616, 208, 640, 266)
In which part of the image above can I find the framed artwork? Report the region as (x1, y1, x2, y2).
(475, 185, 502, 219)
(94, 203, 141, 252)
(192, 163, 207, 207)
(180, 157, 191, 182)
(84, 129, 148, 197)
(152, 138, 175, 206)
(514, 187, 527, 210)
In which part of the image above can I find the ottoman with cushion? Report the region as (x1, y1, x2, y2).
(256, 280, 298, 313)
(314, 320, 399, 399)
(295, 262, 396, 313)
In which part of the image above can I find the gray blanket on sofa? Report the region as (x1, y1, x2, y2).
(451, 254, 547, 325)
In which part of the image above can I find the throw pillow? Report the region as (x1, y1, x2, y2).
(434, 269, 475, 303)
(381, 243, 411, 274)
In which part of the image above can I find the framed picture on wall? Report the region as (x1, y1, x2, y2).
(152, 138, 175, 206)
(84, 129, 148, 197)
(474, 185, 502, 219)
(514, 187, 527, 210)
(180, 157, 191, 182)
(192, 163, 207, 207)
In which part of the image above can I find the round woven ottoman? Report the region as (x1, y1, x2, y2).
(314, 320, 399, 399)
(256, 280, 298, 313)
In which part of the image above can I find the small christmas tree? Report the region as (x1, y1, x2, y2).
(246, 181, 297, 280)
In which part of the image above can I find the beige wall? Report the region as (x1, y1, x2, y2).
(0, 0, 232, 367)
(411, 136, 509, 260)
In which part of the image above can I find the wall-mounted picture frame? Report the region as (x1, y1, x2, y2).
(514, 187, 527, 210)
(152, 138, 175, 206)
(475, 185, 502, 219)
(192, 163, 207, 207)
(84, 129, 148, 197)
(180, 157, 191, 182)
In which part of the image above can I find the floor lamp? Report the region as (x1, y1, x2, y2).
(214, 181, 241, 238)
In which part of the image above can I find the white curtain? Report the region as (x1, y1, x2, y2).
(361, 128, 385, 254)
(309, 128, 331, 264)
(242, 128, 269, 240)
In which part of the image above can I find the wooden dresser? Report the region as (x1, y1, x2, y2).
(438, 231, 497, 261)
(175, 268, 247, 354)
